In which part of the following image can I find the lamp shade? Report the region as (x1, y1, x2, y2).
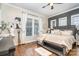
(15, 17, 21, 21)
(48, 28, 50, 31)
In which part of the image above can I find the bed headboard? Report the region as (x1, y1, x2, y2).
(51, 25, 77, 39)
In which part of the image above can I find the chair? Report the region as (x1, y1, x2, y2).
(0, 36, 15, 56)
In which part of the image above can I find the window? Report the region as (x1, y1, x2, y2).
(26, 18, 32, 36)
(26, 16, 39, 36)
(71, 14, 79, 26)
(34, 19, 39, 35)
(71, 14, 79, 30)
(59, 17, 67, 26)
(50, 20, 56, 29)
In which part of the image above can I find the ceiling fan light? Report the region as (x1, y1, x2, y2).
(51, 6, 53, 9)
(50, 3, 53, 6)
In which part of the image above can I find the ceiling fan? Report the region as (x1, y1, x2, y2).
(42, 3, 62, 9)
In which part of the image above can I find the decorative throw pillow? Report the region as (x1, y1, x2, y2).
(51, 30, 55, 34)
(37, 34, 47, 43)
(51, 29, 61, 35)
(61, 30, 73, 36)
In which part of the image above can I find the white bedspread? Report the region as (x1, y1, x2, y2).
(37, 34, 76, 52)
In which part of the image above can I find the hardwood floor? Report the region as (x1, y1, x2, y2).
(14, 42, 79, 56)
(68, 46, 79, 56)
(15, 42, 40, 56)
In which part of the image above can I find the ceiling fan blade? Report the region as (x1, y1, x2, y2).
(53, 3, 62, 4)
(42, 3, 50, 8)
(42, 6, 46, 8)
(47, 3, 50, 6)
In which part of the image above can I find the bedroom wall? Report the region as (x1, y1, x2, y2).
(48, 8, 79, 28)
(1, 4, 48, 45)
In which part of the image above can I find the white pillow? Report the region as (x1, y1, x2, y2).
(51, 29, 61, 35)
(61, 30, 73, 36)
(51, 30, 55, 34)
(37, 34, 47, 43)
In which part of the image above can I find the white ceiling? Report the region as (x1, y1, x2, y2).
(10, 3, 79, 17)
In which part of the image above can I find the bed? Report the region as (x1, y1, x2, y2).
(37, 25, 77, 56)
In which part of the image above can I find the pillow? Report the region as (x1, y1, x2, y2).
(37, 34, 47, 43)
(51, 29, 61, 35)
(51, 30, 55, 34)
(61, 30, 73, 36)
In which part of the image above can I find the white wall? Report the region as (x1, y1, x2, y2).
(1, 4, 48, 45)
